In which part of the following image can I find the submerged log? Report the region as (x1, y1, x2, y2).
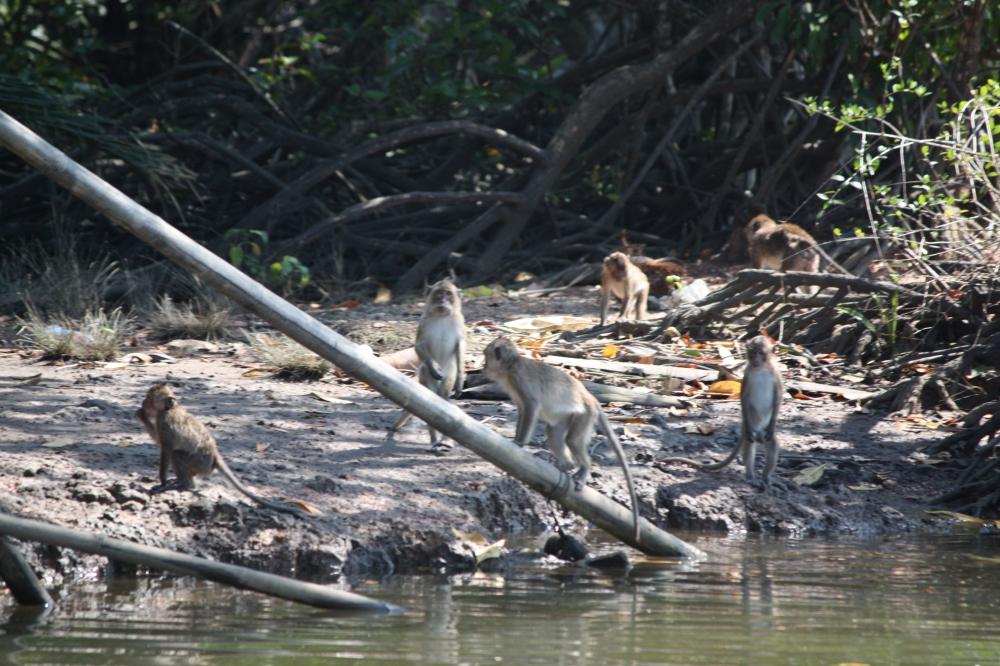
(0, 536, 52, 607)
(0, 513, 399, 613)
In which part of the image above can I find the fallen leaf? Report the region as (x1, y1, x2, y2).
(666, 407, 690, 417)
(373, 284, 392, 304)
(503, 315, 593, 333)
(255, 442, 271, 453)
(242, 368, 268, 377)
(707, 380, 741, 398)
(18, 374, 42, 387)
(637, 355, 655, 364)
(792, 391, 823, 400)
(601, 344, 620, 358)
(609, 416, 648, 424)
(290, 500, 323, 515)
(793, 463, 831, 486)
(847, 483, 881, 491)
(329, 299, 361, 309)
(513, 271, 534, 282)
(684, 423, 716, 435)
(305, 392, 351, 405)
(924, 510, 989, 524)
(41, 439, 76, 449)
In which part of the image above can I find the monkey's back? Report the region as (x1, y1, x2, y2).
(515, 360, 594, 424)
(158, 406, 217, 478)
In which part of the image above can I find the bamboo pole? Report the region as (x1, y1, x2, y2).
(0, 109, 703, 559)
(0, 536, 53, 606)
(0, 513, 399, 613)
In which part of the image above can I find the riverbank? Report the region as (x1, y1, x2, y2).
(0, 287, 965, 585)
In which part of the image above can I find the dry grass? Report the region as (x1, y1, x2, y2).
(249, 333, 331, 380)
(147, 295, 231, 340)
(18, 306, 131, 361)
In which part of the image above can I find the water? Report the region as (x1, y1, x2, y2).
(2, 532, 999, 665)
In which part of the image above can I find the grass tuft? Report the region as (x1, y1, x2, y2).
(18, 306, 131, 361)
(249, 333, 331, 380)
(147, 295, 231, 340)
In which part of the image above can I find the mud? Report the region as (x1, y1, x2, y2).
(0, 287, 964, 585)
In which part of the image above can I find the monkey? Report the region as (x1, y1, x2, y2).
(745, 214, 821, 274)
(659, 335, 784, 491)
(483, 337, 640, 541)
(392, 278, 466, 449)
(137, 383, 307, 517)
(600, 251, 650, 326)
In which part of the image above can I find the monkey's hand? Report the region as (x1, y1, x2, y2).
(425, 360, 444, 381)
(148, 479, 187, 494)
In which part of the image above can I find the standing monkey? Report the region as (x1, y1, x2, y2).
(661, 336, 784, 490)
(483, 337, 640, 541)
(745, 214, 821, 274)
(137, 383, 307, 516)
(393, 278, 466, 448)
(600, 251, 650, 326)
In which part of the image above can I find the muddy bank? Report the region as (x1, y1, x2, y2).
(0, 288, 964, 585)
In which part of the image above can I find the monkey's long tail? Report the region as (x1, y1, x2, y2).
(214, 456, 309, 518)
(659, 438, 742, 471)
(598, 413, 641, 544)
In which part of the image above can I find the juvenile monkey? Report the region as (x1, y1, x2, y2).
(483, 337, 640, 541)
(137, 383, 306, 517)
(600, 251, 650, 326)
(745, 214, 821, 273)
(661, 336, 784, 490)
(393, 278, 466, 447)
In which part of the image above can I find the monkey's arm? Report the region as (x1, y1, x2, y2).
(414, 338, 444, 380)
(453, 338, 466, 398)
(618, 276, 633, 319)
(514, 402, 540, 445)
(599, 281, 611, 326)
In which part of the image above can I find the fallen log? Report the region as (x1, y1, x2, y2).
(0, 513, 398, 613)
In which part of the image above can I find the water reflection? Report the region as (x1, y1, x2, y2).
(1, 533, 999, 664)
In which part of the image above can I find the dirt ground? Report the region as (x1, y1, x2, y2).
(0, 285, 965, 585)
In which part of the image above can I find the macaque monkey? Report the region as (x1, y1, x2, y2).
(483, 337, 640, 540)
(600, 251, 650, 326)
(661, 336, 784, 490)
(137, 383, 306, 517)
(745, 214, 820, 273)
(392, 278, 466, 447)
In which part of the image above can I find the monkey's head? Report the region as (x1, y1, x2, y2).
(142, 383, 178, 415)
(745, 214, 777, 241)
(603, 252, 629, 277)
(483, 337, 521, 379)
(425, 279, 460, 315)
(745, 335, 774, 365)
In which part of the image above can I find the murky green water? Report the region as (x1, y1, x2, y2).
(2, 533, 999, 665)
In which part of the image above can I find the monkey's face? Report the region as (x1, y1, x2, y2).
(483, 337, 518, 379)
(143, 384, 176, 415)
(603, 252, 628, 277)
(426, 280, 459, 314)
(745, 214, 775, 239)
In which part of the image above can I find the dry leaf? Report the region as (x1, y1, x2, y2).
(503, 315, 593, 333)
(637, 355, 655, 365)
(255, 442, 271, 453)
(707, 380, 741, 398)
(373, 284, 392, 304)
(609, 416, 648, 425)
(242, 368, 268, 377)
(291, 500, 323, 515)
(666, 406, 690, 417)
(793, 463, 831, 486)
(305, 392, 351, 405)
(601, 344, 620, 358)
(684, 423, 716, 435)
(792, 391, 823, 400)
(512, 271, 534, 282)
(924, 510, 989, 524)
(329, 299, 361, 310)
(18, 374, 42, 387)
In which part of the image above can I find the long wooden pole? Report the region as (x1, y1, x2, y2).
(0, 110, 702, 559)
(0, 513, 399, 613)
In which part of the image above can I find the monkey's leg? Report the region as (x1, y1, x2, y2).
(636, 285, 649, 320)
(545, 424, 575, 471)
(760, 434, 780, 492)
(426, 372, 455, 450)
(743, 436, 758, 484)
(565, 417, 594, 491)
(392, 411, 413, 432)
